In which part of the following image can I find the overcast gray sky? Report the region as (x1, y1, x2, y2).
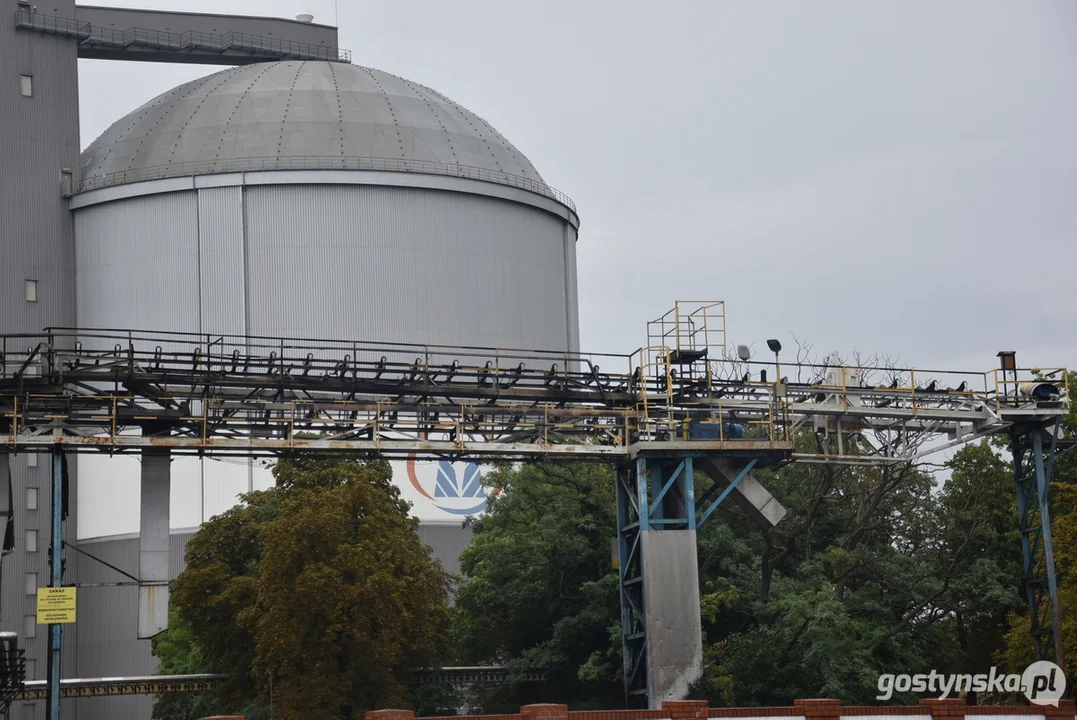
(78, 0, 1077, 373)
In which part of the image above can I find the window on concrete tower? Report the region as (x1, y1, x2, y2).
(20, 75, 32, 98)
(24, 280, 37, 303)
(26, 488, 38, 510)
(24, 573, 37, 596)
(25, 530, 37, 553)
(26, 453, 37, 468)
(24, 615, 35, 639)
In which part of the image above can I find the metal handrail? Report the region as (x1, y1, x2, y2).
(76, 155, 578, 213)
(14, 9, 351, 63)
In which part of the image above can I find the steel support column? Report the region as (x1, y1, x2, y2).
(1011, 420, 1065, 667)
(45, 448, 64, 720)
(618, 455, 708, 708)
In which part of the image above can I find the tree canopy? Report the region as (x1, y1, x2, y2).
(156, 457, 453, 720)
(453, 375, 1076, 708)
(154, 374, 1076, 714)
(453, 462, 622, 710)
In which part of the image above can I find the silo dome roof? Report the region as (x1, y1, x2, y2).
(79, 60, 565, 204)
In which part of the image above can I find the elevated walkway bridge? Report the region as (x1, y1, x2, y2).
(0, 311, 1068, 709)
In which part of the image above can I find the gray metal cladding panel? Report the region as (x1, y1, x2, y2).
(242, 185, 572, 351)
(1, 452, 79, 720)
(80, 62, 545, 187)
(74, 192, 200, 337)
(416, 522, 474, 577)
(1, 0, 78, 336)
(68, 533, 193, 720)
(1, 455, 52, 678)
(564, 226, 581, 352)
(197, 186, 246, 336)
(72, 535, 153, 720)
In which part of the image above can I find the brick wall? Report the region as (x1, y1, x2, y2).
(366, 698, 1076, 720)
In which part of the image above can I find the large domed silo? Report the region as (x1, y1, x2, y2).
(69, 59, 579, 714)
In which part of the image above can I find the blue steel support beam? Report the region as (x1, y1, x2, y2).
(619, 453, 761, 707)
(45, 448, 64, 720)
(649, 460, 685, 518)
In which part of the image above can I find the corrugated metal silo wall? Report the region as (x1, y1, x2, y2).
(73, 181, 579, 541)
(70, 178, 576, 719)
(241, 184, 573, 350)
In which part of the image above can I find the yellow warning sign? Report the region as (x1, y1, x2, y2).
(36, 586, 76, 624)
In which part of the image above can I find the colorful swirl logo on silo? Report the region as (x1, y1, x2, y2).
(406, 458, 490, 515)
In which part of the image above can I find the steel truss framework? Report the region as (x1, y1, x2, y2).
(12, 667, 538, 702)
(616, 454, 779, 701)
(0, 328, 1069, 707)
(1011, 420, 1068, 668)
(0, 329, 1064, 460)
(16, 674, 225, 701)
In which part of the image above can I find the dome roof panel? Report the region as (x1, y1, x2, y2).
(80, 60, 548, 193)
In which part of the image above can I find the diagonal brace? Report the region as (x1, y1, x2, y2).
(698, 458, 757, 527)
(648, 459, 685, 517)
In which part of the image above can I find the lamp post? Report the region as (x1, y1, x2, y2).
(767, 339, 782, 382)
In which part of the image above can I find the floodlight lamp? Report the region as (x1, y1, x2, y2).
(736, 345, 751, 362)
(767, 339, 782, 354)
(996, 351, 1016, 371)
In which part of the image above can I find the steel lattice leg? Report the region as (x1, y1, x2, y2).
(1012, 421, 1065, 668)
(616, 465, 647, 704)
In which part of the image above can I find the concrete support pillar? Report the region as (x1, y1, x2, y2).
(642, 530, 703, 707)
(138, 449, 170, 638)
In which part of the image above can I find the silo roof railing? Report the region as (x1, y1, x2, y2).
(14, 8, 352, 63)
(76, 156, 577, 213)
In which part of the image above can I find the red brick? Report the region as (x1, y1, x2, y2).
(708, 707, 802, 717)
(522, 704, 569, 720)
(920, 699, 967, 720)
(1043, 700, 1075, 720)
(664, 701, 710, 720)
(367, 710, 416, 720)
(794, 699, 843, 720)
(843, 708, 932, 716)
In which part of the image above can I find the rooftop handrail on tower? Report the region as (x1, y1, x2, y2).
(14, 7, 351, 63)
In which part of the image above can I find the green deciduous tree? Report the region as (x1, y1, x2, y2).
(162, 457, 453, 720)
(454, 462, 622, 710)
(450, 433, 1041, 709)
(150, 607, 219, 720)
